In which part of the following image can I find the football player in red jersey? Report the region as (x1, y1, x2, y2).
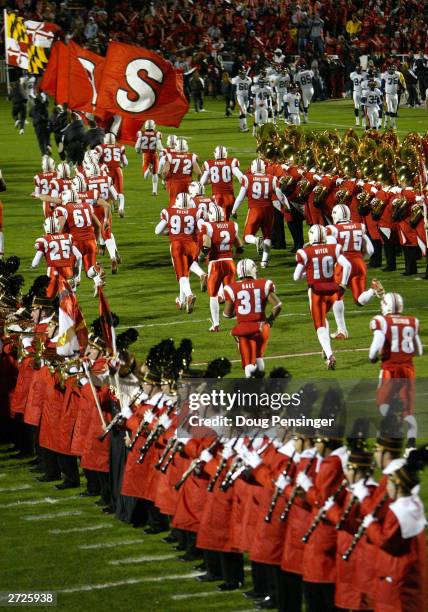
(188, 181, 213, 219)
(32, 216, 82, 295)
(135, 119, 163, 196)
(34, 155, 56, 197)
(232, 158, 288, 268)
(162, 138, 201, 205)
(155, 193, 205, 313)
(84, 161, 123, 217)
(200, 145, 243, 220)
(49, 162, 74, 198)
(55, 189, 105, 294)
(158, 134, 177, 189)
(369, 292, 423, 447)
(326, 204, 384, 339)
(95, 132, 128, 197)
(199, 203, 244, 332)
(293, 224, 352, 369)
(223, 259, 282, 377)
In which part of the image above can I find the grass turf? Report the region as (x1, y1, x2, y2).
(0, 95, 427, 610)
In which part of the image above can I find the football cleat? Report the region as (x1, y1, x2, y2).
(186, 295, 196, 314)
(330, 330, 348, 340)
(115, 250, 122, 264)
(119, 209, 124, 218)
(15, 120, 20, 128)
(209, 325, 220, 332)
(111, 259, 118, 274)
(371, 278, 385, 299)
(260, 259, 269, 269)
(256, 236, 264, 256)
(200, 273, 208, 292)
(175, 297, 183, 310)
(19, 129, 24, 135)
(326, 355, 337, 370)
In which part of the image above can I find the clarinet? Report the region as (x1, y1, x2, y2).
(155, 436, 177, 471)
(264, 450, 296, 523)
(280, 453, 317, 522)
(207, 434, 242, 492)
(221, 441, 270, 492)
(157, 411, 192, 473)
(336, 475, 371, 531)
(174, 437, 220, 491)
(220, 430, 260, 492)
(98, 411, 123, 442)
(128, 392, 166, 451)
(136, 400, 177, 464)
(342, 493, 389, 561)
(301, 480, 347, 543)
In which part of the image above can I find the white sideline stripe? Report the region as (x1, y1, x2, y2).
(0, 496, 60, 509)
(0, 484, 32, 492)
(0, 474, 6, 478)
(109, 554, 176, 565)
(58, 572, 200, 593)
(23, 510, 83, 521)
(80, 539, 142, 550)
(50, 524, 112, 535)
(171, 591, 230, 601)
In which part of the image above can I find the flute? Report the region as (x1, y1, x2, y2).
(264, 450, 296, 523)
(301, 480, 347, 543)
(342, 493, 388, 561)
(280, 453, 317, 522)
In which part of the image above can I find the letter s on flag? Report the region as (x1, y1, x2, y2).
(116, 59, 164, 113)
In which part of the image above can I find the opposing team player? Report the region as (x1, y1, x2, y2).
(294, 63, 314, 123)
(361, 70, 382, 128)
(361, 80, 383, 130)
(55, 189, 105, 294)
(232, 158, 288, 268)
(349, 64, 367, 126)
(95, 133, 128, 205)
(252, 77, 274, 135)
(369, 292, 423, 446)
(232, 68, 252, 132)
(284, 83, 302, 125)
(162, 138, 201, 205)
(199, 203, 244, 331)
(155, 193, 205, 313)
(200, 146, 243, 219)
(326, 204, 384, 339)
(223, 259, 282, 377)
(271, 66, 290, 120)
(135, 119, 163, 196)
(32, 215, 82, 294)
(293, 224, 351, 369)
(381, 64, 406, 129)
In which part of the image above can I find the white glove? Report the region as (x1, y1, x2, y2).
(222, 445, 234, 460)
(362, 514, 375, 529)
(275, 474, 291, 491)
(176, 436, 188, 445)
(243, 448, 262, 469)
(336, 177, 344, 185)
(158, 414, 172, 429)
(121, 405, 133, 419)
(200, 449, 213, 463)
(143, 409, 155, 424)
(296, 472, 313, 492)
(352, 479, 369, 502)
(323, 496, 335, 512)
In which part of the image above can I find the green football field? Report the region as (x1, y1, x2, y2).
(0, 96, 427, 610)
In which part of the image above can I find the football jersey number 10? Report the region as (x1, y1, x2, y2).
(312, 255, 334, 280)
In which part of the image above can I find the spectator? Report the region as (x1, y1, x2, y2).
(84, 16, 98, 41)
(309, 13, 325, 56)
(346, 14, 362, 38)
(297, 11, 311, 55)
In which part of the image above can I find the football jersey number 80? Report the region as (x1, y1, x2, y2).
(210, 165, 232, 183)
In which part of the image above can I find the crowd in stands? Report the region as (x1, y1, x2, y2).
(5, 0, 428, 102)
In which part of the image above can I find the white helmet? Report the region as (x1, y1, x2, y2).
(56, 162, 71, 179)
(381, 292, 404, 316)
(208, 204, 225, 223)
(332, 204, 351, 224)
(61, 189, 79, 205)
(42, 155, 55, 173)
(72, 175, 87, 192)
(174, 193, 194, 209)
(188, 181, 204, 197)
(43, 216, 61, 234)
(144, 119, 156, 130)
(166, 134, 177, 148)
(85, 162, 101, 177)
(84, 150, 100, 164)
(308, 224, 327, 245)
(175, 138, 188, 153)
(104, 132, 116, 145)
(237, 259, 257, 280)
(250, 158, 266, 174)
(214, 145, 228, 160)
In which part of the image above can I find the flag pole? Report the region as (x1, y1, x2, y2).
(3, 9, 11, 95)
(83, 360, 107, 428)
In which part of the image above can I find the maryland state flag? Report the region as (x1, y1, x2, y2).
(4, 10, 60, 74)
(56, 279, 88, 357)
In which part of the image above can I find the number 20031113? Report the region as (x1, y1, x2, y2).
(0, 592, 57, 606)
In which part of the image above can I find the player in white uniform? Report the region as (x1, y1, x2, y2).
(361, 80, 383, 129)
(361, 71, 383, 128)
(284, 83, 302, 125)
(294, 64, 314, 123)
(251, 78, 273, 135)
(381, 65, 403, 129)
(271, 67, 290, 120)
(349, 65, 367, 126)
(232, 68, 252, 132)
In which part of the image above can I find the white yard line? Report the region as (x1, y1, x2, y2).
(49, 524, 112, 535)
(108, 554, 176, 565)
(0, 474, 6, 478)
(58, 572, 200, 594)
(0, 484, 32, 493)
(80, 539, 142, 550)
(1, 496, 61, 509)
(171, 591, 231, 601)
(23, 510, 83, 521)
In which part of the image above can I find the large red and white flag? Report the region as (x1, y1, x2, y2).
(56, 279, 88, 356)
